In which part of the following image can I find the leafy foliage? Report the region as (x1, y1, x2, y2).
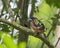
(0, 0, 60, 48)
(45, 0, 60, 7)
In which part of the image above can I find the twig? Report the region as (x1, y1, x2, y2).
(55, 37, 60, 47)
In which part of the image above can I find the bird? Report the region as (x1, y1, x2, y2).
(29, 17, 45, 34)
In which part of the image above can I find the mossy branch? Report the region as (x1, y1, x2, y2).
(0, 18, 55, 48)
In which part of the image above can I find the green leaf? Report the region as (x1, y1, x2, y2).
(34, 1, 51, 20)
(2, 33, 17, 48)
(0, 45, 4, 48)
(28, 36, 42, 48)
(18, 42, 26, 48)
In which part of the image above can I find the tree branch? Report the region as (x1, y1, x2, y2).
(0, 18, 55, 48)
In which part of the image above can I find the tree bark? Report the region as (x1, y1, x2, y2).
(18, 0, 29, 48)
